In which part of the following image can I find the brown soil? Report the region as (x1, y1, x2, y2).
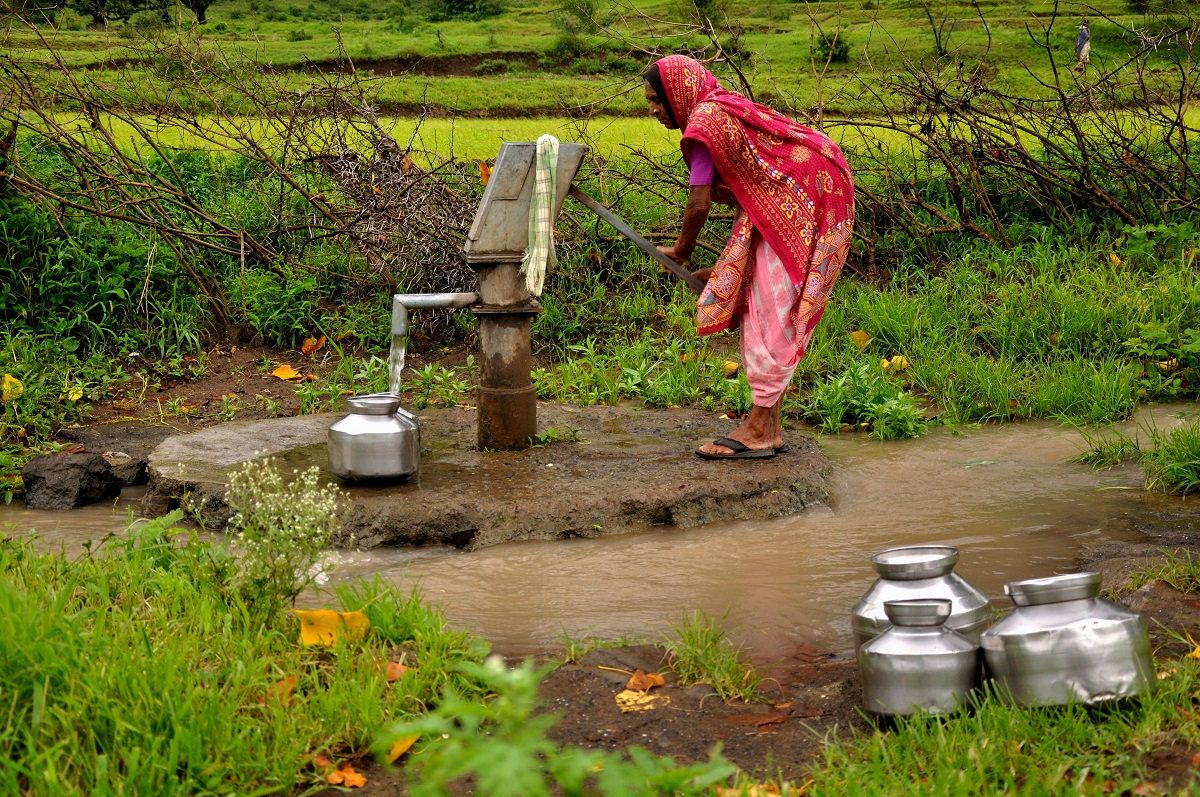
(55, 349, 1200, 794)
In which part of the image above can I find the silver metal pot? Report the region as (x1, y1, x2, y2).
(981, 572, 1154, 707)
(327, 393, 420, 481)
(852, 545, 993, 650)
(859, 599, 980, 718)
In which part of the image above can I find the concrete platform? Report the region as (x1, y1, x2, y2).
(143, 403, 830, 550)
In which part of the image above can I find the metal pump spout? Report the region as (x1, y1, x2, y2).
(391, 292, 481, 339)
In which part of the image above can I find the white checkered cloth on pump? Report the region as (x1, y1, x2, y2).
(520, 134, 559, 297)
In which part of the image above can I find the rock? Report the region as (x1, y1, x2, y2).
(101, 451, 148, 486)
(22, 453, 124, 509)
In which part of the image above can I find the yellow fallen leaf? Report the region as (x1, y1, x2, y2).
(615, 689, 670, 713)
(850, 330, 871, 349)
(386, 734, 419, 763)
(291, 609, 370, 646)
(67, 388, 84, 401)
(386, 661, 411, 681)
(882, 355, 910, 375)
(2, 374, 24, 403)
(301, 336, 326, 356)
(626, 670, 666, 691)
(327, 763, 367, 787)
(1155, 359, 1178, 373)
(722, 360, 740, 376)
(1109, 251, 1123, 266)
(271, 364, 303, 381)
(479, 161, 492, 185)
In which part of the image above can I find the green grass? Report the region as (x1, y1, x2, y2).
(3, 0, 1178, 116)
(664, 610, 764, 703)
(807, 666, 1200, 795)
(0, 511, 491, 794)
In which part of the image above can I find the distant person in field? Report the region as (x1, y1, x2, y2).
(642, 55, 855, 460)
(1075, 20, 1091, 73)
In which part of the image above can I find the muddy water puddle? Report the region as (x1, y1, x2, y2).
(4, 405, 1197, 661)
(320, 405, 1197, 660)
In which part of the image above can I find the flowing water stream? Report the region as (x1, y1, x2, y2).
(4, 404, 1196, 660)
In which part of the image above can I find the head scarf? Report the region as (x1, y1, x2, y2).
(651, 55, 855, 336)
(641, 63, 678, 129)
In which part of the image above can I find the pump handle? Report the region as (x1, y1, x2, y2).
(568, 185, 706, 295)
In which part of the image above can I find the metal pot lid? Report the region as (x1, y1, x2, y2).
(871, 545, 959, 580)
(883, 598, 952, 627)
(1004, 572, 1102, 606)
(346, 393, 403, 416)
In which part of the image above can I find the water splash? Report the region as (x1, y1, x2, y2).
(387, 333, 407, 396)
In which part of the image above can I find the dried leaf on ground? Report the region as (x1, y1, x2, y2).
(716, 784, 783, 797)
(311, 752, 336, 773)
(615, 689, 670, 713)
(291, 609, 370, 646)
(479, 161, 492, 185)
(625, 669, 665, 691)
(850, 330, 871, 350)
(386, 734, 419, 763)
(386, 661, 411, 681)
(327, 763, 368, 787)
(258, 675, 298, 707)
(722, 360, 740, 376)
(302, 336, 327, 355)
(271, 364, 303, 381)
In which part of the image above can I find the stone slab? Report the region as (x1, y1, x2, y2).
(143, 403, 830, 550)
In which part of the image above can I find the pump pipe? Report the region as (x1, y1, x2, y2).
(391, 292, 481, 339)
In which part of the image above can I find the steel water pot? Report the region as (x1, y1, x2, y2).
(981, 572, 1154, 707)
(859, 599, 981, 718)
(328, 393, 420, 481)
(852, 545, 993, 650)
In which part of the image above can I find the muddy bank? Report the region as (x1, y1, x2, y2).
(141, 402, 830, 550)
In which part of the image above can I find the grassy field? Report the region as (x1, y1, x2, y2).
(4, 0, 1174, 115)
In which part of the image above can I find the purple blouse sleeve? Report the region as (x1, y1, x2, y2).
(688, 143, 715, 187)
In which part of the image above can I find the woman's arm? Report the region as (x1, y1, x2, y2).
(659, 184, 711, 264)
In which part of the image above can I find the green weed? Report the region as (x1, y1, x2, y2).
(378, 656, 737, 797)
(224, 457, 342, 622)
(664, 610, 764, 703)
(805, 362, 929, 439)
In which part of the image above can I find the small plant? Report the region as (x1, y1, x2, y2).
(254, 393, 283, 417)
(377, 656, 737, 796)
(532, 425, 582, 447)
(224, 458, 342, 623)
(664, 610, 764, 703)
(1142, 419, 1200, 494)
(218, 393, 242, 421)
(1069, 426, 1141, 468)
(805, 363, 929, 439)
(1123, 550, 1200, 595)
(432, 366, 471, 407)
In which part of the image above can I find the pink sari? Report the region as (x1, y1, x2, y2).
(655, 56, 855, 402)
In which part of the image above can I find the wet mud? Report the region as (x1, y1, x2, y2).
(141, 402, 830, 550)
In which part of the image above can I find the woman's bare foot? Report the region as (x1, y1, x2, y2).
(697, 401, 784, 456)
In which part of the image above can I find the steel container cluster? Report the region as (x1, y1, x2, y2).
(327, 394, 421, 481)
(854, 545, 1153, 718)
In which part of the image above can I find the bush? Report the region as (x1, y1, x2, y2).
(286, 26, 313, 40)
(425, 0, 503, 22)
(814, 27, 850, 64)
(223, 458, 342, 622)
